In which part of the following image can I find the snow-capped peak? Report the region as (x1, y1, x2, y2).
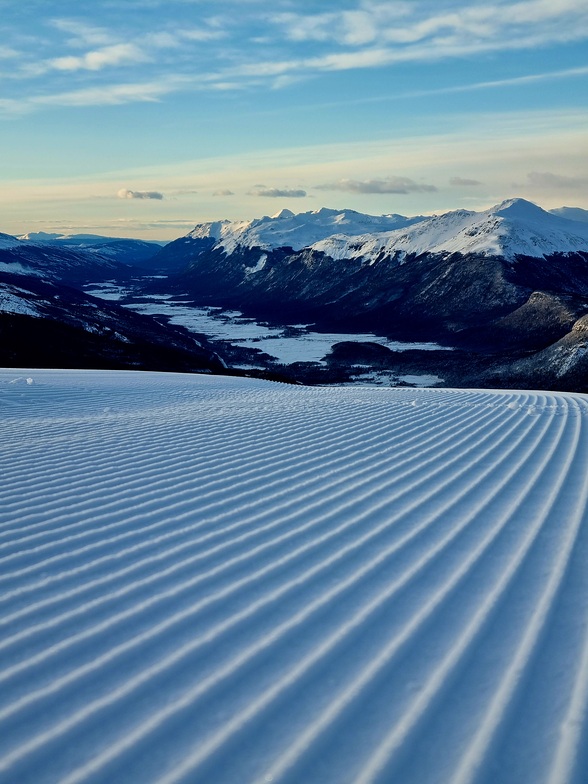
(311, 199, 588, 262)
(492, 197, 553, 221)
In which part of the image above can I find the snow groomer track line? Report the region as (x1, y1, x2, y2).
(1, 369, 588, 784)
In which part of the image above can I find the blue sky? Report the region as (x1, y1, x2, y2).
(1, 0, 587, 239)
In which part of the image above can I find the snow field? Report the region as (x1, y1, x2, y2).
(1, 370, 588, 783)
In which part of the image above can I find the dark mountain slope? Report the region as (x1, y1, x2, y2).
(0, 272, 224, 372)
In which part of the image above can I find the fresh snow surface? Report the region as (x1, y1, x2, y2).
(187, 207, 426, 254)
(311, 199, 588, 262)
(2, 369, 588, 784)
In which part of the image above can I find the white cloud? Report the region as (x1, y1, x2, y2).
(141, 27, 227, 48)
(0, 97, 29, 115)
(402, 65, 588, 98)
(266, 0, 588, 76)
(50, 19, 117, 48)
(0, 46, 20, 60)
(213, 189, 235, 196)
(272, 4, 411, 46)
(7, 1, 586, 115)
(29, 78, 186, 107)
(179, 28, 227, 42)
(49, 43, 148, 72)
(315, 177, 437, 194)
(249, 187, 307, 198)
(272, 11, 337, 43)
(117, 188, 164, 200)
(141, 31, 181, 49)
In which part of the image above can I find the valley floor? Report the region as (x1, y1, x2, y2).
(84, 282, 453, 385)
(1, 369, 588, 783)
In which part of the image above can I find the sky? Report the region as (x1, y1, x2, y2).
(0, 0, 587, 240)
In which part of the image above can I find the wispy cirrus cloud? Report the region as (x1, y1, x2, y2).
(3, 1, 587, 114)
(315, 177, 437, 194)
(0, 70, 232, 114)
(30, 77, 190, 107)
(260, 0, 588, 83)
(50, 19, 117, 48)
(399, 65, 588, 99)
(0, 46, 20, 60)
(272, 4, 410, 46)
(180, 28, 227, 42)
(270, 0, 588, 51)
(18, 17, 226, 82)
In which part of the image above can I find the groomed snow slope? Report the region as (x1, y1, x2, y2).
(1, 370, 588, 784)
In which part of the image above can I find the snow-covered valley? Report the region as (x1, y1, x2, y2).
(84, 282, 450, 375)
(2, 369, 588, 783)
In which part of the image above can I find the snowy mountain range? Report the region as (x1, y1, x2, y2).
(155, 198, 588, 336)
(182, 199, 588, 261)
(186, 206, 427, 254)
